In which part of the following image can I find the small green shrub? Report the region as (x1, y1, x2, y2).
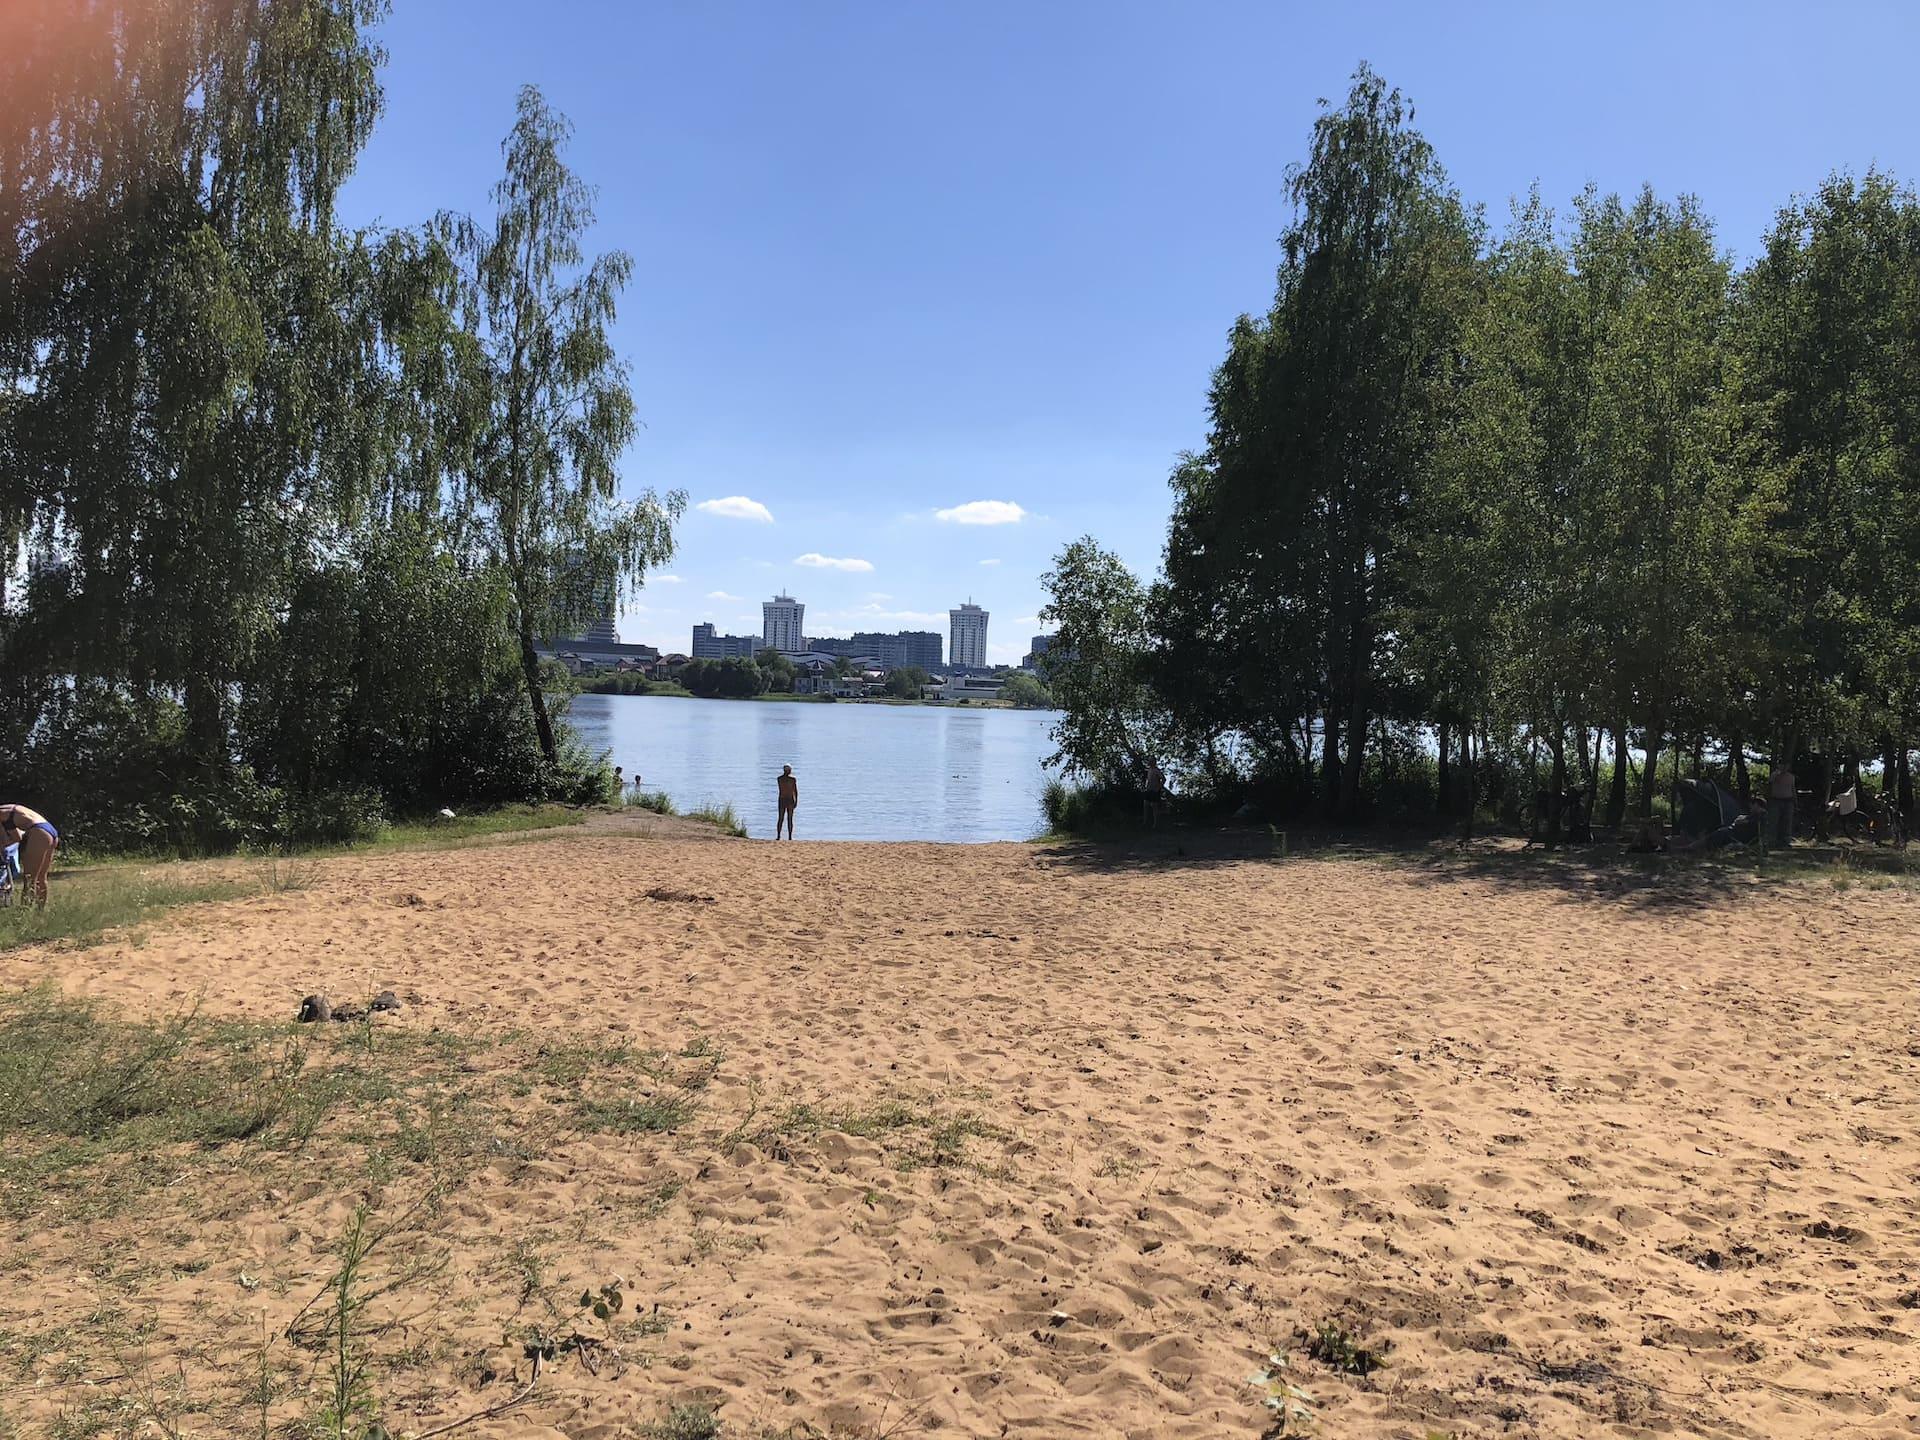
(687, 802, 747, 838)
(1039, 777, 1141, 835)
(638, 1404, 720, 1440)
(1304, 1320, 1389, 1375)
(628, 789, 677, 815)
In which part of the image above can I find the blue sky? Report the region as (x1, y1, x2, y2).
(338, 1, 1920, 663)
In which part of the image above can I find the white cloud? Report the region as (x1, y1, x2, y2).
(707, 590, 742, 602)
(978, 557, 1001, 567)
(866, 591, 893, 601)
(809, 602, 948, 630)
(935, 499, 1027, 526)
(794, 553, 874, 573)
(652, 573, 684, 584)
(696, 495, 774, 523)
(1014, 615, 1042, 627)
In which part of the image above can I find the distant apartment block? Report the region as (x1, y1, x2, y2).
(762, 593, 805, 652)
(1024, 633, 1056, 669)
(810, 630, 944, 670)
(813, 633, 931, 669)
(949, 602, 989, 670)
(572, 607, 620, 645)
(690, 622, 760, 659)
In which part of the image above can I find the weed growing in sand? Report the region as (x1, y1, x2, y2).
(1304, 1320, 1389, 1376)
(577, 1093, 696, 1134)
(628, 789, 679, 816)
(312, 1209, 384, 1439)
(637, 1404, 721, 1440)
(1246, 1351, 1316, 1433)
(687, 802, 748, 838)
(520, 1278, 668, 1378)
(0, 990, 323, 1219)
(249, 851, 320, 895)
(738, 1097, 1008, 1171)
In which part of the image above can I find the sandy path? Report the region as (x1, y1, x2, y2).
(5, 836, 1918, 1438)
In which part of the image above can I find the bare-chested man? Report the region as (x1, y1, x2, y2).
(776, 765, 798, 840)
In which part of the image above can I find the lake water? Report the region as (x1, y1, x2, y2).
(567, 694, 1059, 841)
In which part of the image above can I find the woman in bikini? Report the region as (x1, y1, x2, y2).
(1, 803, 58, 908)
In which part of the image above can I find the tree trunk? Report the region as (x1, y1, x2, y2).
(518, 621, 559, 766)
(1899, 745, 1914, 819)
(1462, 724, 1477, 842)
(1813, 741, 1832, 840)
(1547, 727, 1567, 846)
(1731, 732, 1750, 808)
(1339, 690, 1369, 818)
(1436, 722, 1451, 817)
(1606, 722, 1630, 831)
(1881, 736, 1898, 800)
(1321, 705, 1341, 818)
(1636, 719, 1663, 818)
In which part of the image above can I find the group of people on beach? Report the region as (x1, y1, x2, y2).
(614, 764, 801, 839)
(1, 802, 58, 908)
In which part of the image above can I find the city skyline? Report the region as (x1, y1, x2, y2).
(684, 592, 1017, 671)
(332, 3, 1920, 670)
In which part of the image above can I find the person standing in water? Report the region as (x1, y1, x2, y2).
(776, 765, 798, 840)
(1, 803, 58, 908)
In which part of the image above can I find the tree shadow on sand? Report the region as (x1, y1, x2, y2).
(1035, 826, 1917, 912)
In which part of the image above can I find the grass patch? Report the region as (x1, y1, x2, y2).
(0, 870, 259, 951)
(360, 803, 585, 852)
(627, 789, 678, 816)
(743, 1097, 1007, 1171)
(686, 802, 748, 838)
(575, 1093, 696, 1135)
(638, 1404, 721, 1439)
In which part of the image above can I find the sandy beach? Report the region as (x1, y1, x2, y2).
(3, 832, 1917, 1439)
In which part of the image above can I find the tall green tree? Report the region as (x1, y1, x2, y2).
(1731, 174, 1920, 816)
(449, 86, 683, 765)
(1041, 538, 1160, 787)
(3, 0, 392, 777)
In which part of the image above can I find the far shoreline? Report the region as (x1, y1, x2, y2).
(571, 685, 1057, 713)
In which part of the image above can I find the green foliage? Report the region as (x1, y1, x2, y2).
(637, 1405, 721, 1440)
(1054, 64, 1920, 832)
(2, 34, 666, 855)
(0, 870, 242, 951)
(755, 648, 798, 692)
(1039, 778, 1140, 836)
(315, 1209, 383, 1440)
(680, 657, 770, 698)
(1245, 1351, 1316, 1433)
(998, 672, 1056, 709)
(1304, 1320, 1389, 1375)
(446, 86, 684, 764)
(1040, 538, 1160, 786)
(883, 665, 930, 699)
(628, 789, 678, 815)
(687, 803, 748, 838)
(0, 991, 301, 1148)
(579, 671, 656, 695)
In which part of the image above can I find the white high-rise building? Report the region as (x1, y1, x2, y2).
(949, 601, 989, 670)
(762, 593, 805, 652)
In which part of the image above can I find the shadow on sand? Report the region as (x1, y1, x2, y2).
(1034, 823, 1916, 911)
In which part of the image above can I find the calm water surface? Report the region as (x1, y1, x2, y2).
(568, 695, 1058, 841)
